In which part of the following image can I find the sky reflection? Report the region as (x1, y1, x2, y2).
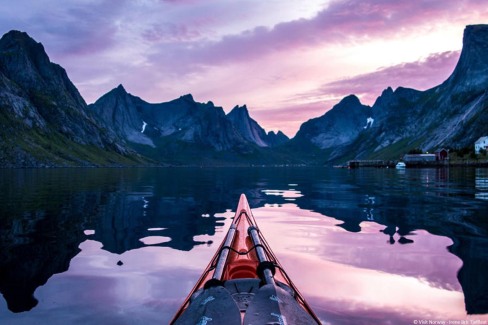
(1, 168, 487, 324)
(261, 188, 304, 199)
(0, 238, 230, 324)
(252, 203, 487, 324)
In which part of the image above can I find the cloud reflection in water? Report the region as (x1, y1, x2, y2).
(253, 203, 477, 324)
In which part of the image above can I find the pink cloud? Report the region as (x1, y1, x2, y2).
(142, 23, 202, 42)
(154, 0, 485, 70)
(314, 51, 460, 105)
(1, 0, 484, 137)
(254, 50, 460, 136)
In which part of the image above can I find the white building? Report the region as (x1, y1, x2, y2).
(475, 136, 488, 154)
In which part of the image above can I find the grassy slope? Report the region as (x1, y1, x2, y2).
(0, 109, 145, 167)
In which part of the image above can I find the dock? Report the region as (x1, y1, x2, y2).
(348, 160, 395, 168)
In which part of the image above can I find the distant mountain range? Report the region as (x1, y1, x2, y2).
(88, 85, 289, 165)
(1, 25, 487, 167)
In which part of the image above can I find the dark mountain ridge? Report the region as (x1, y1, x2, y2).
(89, 85, 290, 165)
(293, 95, 372, 162)
(0, 30, 143, 167)
(227, 104, 288, 147)
(1, 24, 487, 166)
(293, 24, 488, 164)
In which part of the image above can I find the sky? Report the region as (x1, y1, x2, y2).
(1, 0, 487, 137)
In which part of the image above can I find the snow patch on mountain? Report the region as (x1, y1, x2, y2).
(364, 117, 374, 129)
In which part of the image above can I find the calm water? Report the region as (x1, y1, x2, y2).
(1, 167, 488, 324)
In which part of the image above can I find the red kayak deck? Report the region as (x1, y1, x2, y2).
(170, 194, 321, 324)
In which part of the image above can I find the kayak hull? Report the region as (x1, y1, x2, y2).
(170, 194, 321, 324)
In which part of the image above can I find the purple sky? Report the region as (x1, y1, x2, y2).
(1, 0, 487, 136)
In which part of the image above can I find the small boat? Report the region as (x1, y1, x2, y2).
(396, 161, 406, 169)
(170, 194, 321, 324)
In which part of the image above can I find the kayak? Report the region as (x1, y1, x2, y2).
(170, 194, 321, 325)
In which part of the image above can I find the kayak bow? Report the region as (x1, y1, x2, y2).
(170, 194, 321, 325)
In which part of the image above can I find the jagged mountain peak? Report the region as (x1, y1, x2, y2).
(228, 104, 249, 117)
(0, 29, 86, 109)
(0, 30, 139, 166)
(372, 87, 394, 107)
(0, 30, 42, 51)
(293, 24, 488, 163)
(115, 84, 127, 93)
(293, 93, 372, 151)
(373, 86, 421, 109)
(230, 104, 248, 111)
(325, 94, 370, 118)
(89, 84, 153, 147)
(266, 130, 289, 147)
(338, 94, 362, 107)
(165, 93, 222, 114)
(101, 84, 129, 99)
(96, 84, 131, 103)
(0, 30, 51, 74)
(463, 24, 488, 50)
(178, 93, 195, 102)
(445, 24, 488, 88)
(226, 104, 269, 147)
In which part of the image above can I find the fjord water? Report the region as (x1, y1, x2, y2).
(1, 168, 487, 324)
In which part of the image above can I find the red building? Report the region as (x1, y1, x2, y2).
(434, 148, 448, 161)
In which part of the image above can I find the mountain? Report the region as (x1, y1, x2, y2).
(0, 30, 142, 167)
(87, 84, 154, 147)
(294, 95, 372, 149)
(227, 104, 289, 147)
(89, 87, 290, 165)
(293, 24, 488, 163)
(0, 29, 290, 167)
(3, 24, 486, 167)
(266, 130, 289, 147)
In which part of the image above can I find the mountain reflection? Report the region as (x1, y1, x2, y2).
(87, 194, 226, 253)
(0, 167, 487, 317)
(0, 168, 236, 313)
(282, 167, 488, 315)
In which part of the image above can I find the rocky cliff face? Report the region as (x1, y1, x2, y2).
(90, 86, 290, 163)
(91, 89, 244, 152)
(1, 31, 98, 144)
(293, 24, 488, 163)
(266, 130, 289, 147)
(226, 105, 289, 147)
(294, 95, 372, 150)
(445, 25, 488, 92)
(227, 105, 269, 147)
(418, 24, 488, 150)
(369, 24, 488, 156)
(0, 31, 139, 167)
(0, 29, 350, 167)
(89, 84, 154, 147)
(140, 94, 244, 151)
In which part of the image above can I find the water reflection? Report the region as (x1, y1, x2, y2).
(254, 205, 465, 324)
(476, 168, 488, 200)
(88, 194, 226, 253)
(295, 168, 488, 315)
(0, 168, 230, 313)
(0, 167, 487, 322)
